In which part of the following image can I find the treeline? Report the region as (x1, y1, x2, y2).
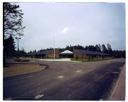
(3, 34, 125, 58)
(4, 35, 125, 58)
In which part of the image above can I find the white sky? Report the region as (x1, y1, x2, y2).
(18, 2, 125, 52)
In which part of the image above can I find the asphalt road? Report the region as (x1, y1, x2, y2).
(3, 58, 125, 100)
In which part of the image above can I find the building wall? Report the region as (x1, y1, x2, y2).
(74, 54, 88, 59)
(46, 49, 59, 58)
(73, 49, 87, 59)
(73, 49, 107, 59)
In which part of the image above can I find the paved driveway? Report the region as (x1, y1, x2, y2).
(3, 58, 125, 100)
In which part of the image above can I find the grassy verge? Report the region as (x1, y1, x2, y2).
(3, 63, 46, 78)
(14, 58, 30, 62)
(71, 58, 111, 62)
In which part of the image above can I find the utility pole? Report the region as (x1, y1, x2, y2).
(53, 33, 56, 59)
(54, 48, 55, 59)
(15, 37, 21, 58)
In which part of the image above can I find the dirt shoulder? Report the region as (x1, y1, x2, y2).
(3, 63, 47, 78)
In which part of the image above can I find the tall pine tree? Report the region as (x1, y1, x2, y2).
(4, 35, 15, 57)
(3, 3, 25, 66)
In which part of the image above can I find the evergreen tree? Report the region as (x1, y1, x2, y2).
(4, 35, 15, 57)
(102, 44, 107, 53)
(107, 43, 112, 54)
(95, 44, 101, 52)
(3, 2, 25, 38)
(3, 3, 25, 66)
(3, 2, 25, 56)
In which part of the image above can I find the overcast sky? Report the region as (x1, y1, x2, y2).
(18, 2, 125, 52)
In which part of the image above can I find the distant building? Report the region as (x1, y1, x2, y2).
(28, 49, 59, 58)
(73, 49, 109, 59)
(27, 51, 46, 58)
(45, 49, 59, 58)
(28, 49, 109, 59)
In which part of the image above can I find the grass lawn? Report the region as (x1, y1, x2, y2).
(3, 63, 46, 78)
(71, 58, 111, 62)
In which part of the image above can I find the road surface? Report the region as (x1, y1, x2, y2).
(3, 58, 125, 100)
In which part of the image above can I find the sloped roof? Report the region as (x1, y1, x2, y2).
(28, 51, 46, 55)
(74, 49, 109, 56)
(60, 50, 73, 54)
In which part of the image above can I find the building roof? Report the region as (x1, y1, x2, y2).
(28, 51, 46, 56)
(28, 49, 60, 56)
(74, 49, 109, 56)
(60, 50, 73, 55)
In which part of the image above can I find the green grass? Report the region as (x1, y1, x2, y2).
(71, 58, 108, 62)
